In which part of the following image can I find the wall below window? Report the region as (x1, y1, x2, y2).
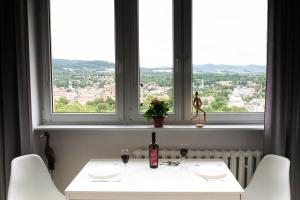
(33, 129, 263, 192)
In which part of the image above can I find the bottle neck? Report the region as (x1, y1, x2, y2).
(152, 132, 156, 144)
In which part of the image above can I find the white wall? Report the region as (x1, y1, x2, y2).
(34, 129, 263, 192)
(28, 0, 44, 154)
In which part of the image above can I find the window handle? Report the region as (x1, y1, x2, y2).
(186, 57, 190, 74)
(175, 58, 180, 73)
(117, 56, 123, 74)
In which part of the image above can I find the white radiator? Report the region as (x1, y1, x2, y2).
(133, 149, 262, 188)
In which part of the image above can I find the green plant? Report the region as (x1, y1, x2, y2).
(144, 99, 170, 120)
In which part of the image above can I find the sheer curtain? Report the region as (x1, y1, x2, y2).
(0, 0, 32, 199)
(264, 0, 300, 199)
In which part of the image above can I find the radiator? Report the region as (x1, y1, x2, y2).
(133, 149, 262, 188)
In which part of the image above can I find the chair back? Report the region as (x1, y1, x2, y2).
(244, 154, 290, 200)
(7, 154, 64, 200)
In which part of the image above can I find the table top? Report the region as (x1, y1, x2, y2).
(65, 159, 243, 195)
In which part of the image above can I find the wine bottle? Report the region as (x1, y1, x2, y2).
(149, 132, 159, 168)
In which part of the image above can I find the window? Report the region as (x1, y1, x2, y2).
(138, 0, 174, 112)
(41, 0, 267, 124)
(192, 0, 267, 113)
(50, 0, 116, 113)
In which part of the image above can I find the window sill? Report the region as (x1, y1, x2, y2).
(34, 124, 264, 133)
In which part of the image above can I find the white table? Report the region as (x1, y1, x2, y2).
(65, 159, 244, 200)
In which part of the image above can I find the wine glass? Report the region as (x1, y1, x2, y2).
(121, 149, 129, 166)
(180, 144, 189, 168)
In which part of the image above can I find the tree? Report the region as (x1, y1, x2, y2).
(57, 96, 69, 104)
(86, 98, 104, 107)
(97, 103, 110, 112)
(105, 97, 115, 106)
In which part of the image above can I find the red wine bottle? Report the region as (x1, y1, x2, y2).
(149, 132, 159, 168)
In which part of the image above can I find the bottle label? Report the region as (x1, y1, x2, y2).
(150, 149, 158, 166)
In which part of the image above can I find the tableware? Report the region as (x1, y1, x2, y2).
(91, 179, 121, 182)
(88, 166, 120, 179)
(160, 160, 180, 166)
(121, 149, 129, 166)
(193, 165, 227, 180)
(180, 144, 188, 168)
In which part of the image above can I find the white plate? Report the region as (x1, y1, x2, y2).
(193, 165, 227, 179)
(88, 166, 121, 179)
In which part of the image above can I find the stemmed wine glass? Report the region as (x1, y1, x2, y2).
(180, 144, 189, 168)
(121, 149, 129, 167)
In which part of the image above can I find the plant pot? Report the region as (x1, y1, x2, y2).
(153, 117, 165, 128)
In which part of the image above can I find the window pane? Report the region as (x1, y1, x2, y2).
(192, 0, 267, 112)
(139, 0, 174, 112)
(50, 0, 115, 113)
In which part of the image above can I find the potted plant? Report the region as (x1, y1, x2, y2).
(144, 99, 169, 127)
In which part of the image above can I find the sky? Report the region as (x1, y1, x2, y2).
(51, 0, 267, 68)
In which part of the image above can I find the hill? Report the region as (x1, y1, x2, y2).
(53, 59, 265, 73)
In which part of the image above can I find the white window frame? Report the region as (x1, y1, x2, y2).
(183, 0, 265, 124)
(40, 0, 124, 124)
(38, 0, 265, 125)
(128, 0, 183, 123)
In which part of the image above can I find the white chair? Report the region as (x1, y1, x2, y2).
(244, 154, 290, 200)
(7, 154, 65, 200)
